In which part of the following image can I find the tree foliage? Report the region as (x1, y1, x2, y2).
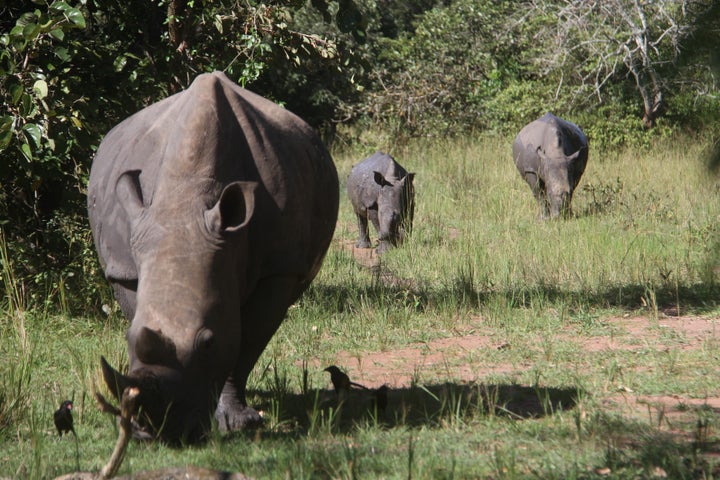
(356, 0, 720, 143)
(0, 0, 367, 312)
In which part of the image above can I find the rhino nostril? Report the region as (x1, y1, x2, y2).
(136, 326, 177, 365)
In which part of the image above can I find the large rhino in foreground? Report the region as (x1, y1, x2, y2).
(512, 113, 588, 219)
(88, 72, 339, 443)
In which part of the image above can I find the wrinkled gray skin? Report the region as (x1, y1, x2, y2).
(512, 113, 588, 219)
(347, 152, 415, 253)
(88, 72, 338, 444)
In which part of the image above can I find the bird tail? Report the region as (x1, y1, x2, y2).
(349, 381, 370, 390)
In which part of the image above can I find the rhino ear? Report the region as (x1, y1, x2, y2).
(101, 356, 133, 401)
(205, 181, 257, 235)
(536, 146, 548, 162)
(115, 170, 145, 218)
(374, 171, 392, 188)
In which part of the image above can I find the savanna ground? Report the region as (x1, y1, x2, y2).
(1, 135, 719, 479)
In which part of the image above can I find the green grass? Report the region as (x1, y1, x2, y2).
(1, 135, 719, 478)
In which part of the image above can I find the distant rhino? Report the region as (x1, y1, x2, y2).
(88, 72, 339, 443)
(347, 151, 415, 253)
(512, 113, 588, 219)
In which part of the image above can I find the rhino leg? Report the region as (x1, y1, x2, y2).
(524, 172, 550, 220)
(215, 275, 300, 431)
(355, 212, 372, 248)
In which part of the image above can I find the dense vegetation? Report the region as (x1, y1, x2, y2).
(0, 0, 719, 310)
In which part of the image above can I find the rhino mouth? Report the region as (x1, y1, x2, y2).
(101, 356, 212, 444)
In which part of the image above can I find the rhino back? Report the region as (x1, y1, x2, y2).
(513, 113, 587, 172)
(88, 72, 338, 288)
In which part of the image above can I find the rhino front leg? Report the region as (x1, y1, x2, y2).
(525, 172, 550, 220)
(215, 275, 300, 431)
(355, 212, 372, 248)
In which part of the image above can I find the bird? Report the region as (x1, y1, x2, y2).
(323, 365, 369, 395)
(54, 399, 76, 437)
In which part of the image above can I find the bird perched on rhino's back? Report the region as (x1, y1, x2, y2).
(323, 365, 369, 395)
(54, 399, 75, 437)
(512, 113, 588, 219)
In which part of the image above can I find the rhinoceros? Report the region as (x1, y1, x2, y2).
(512, 113, 588, 219)
(87, 72, 339, 443)
(347, 151, 415, 253)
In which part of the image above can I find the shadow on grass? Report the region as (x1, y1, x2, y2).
(306, 277, 719, 319)
(244, 381, 581, 436)
(235, 385, 720, 478)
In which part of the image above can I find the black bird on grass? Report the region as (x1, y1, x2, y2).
(323, 365, 369, 394)
(54, 400, 75, 437)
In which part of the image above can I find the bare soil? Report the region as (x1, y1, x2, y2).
(315, 243, 720, 433)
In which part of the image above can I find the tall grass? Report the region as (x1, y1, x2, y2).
(0, 136, 718, 478)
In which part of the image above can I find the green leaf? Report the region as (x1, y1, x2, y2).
(22, 23, 41, 40)
(23, 123, 42, 148)
(50, 1, 72, 13)
(49, 28, 64, 41)
(113, 55, 128, 72)
(20, 142, 32, 160)
(0, 116, 13, 130)
(33, 80, 48, 99)
(9, 83, 23, 105)
(16, 12, 39, 28)
(20, 92, 34, 116)
(0, 129, 12, 149)
(66, 8, 85, 29)
(54, 46, 70, 62)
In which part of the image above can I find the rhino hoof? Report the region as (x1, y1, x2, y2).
(216, 406, 263, 432)
(356, 240, 372, 249)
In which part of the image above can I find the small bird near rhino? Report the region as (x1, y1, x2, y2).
(54, 400, 75, 437)
(324, 365, 370, 395)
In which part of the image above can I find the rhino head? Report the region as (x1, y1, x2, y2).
(373, 171, 415, 253)
(101, 172, 258, 444)
(537, 146, 583, 219)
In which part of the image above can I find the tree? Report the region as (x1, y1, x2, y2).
(533, 0, 719, 128)
(0, 0, 368, 312)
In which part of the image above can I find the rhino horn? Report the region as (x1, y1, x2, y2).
(101, 355, 135, 400)
(566, 147, 584, 162)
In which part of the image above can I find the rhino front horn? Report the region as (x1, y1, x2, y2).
(101, 356, 134, 400)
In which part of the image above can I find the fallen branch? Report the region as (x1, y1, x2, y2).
(98, 387, 139, 479)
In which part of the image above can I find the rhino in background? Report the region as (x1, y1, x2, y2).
(512, 113, 588, 219)
(88, 72, 339, 444)
(347, 151, 415, 253)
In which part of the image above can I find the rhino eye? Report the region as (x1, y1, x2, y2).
(195, 329, 214, 352)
